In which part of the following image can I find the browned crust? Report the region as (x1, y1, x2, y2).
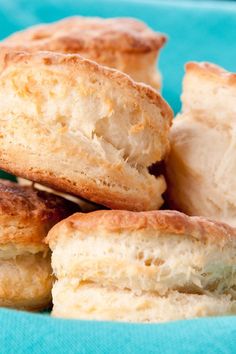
(46, 209, 236, 247)
(0, 48, 173, 122)
(3, 17, 167, 54)
(186, 61, 236, 86)
(0, 157, 160, 212)
(0, 179, 79, 245)
(0, 179, 78, 220)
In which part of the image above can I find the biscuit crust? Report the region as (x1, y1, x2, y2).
(3, 17, 166, 53)
(186, 62, 236, 85)
(0, 179, 78, 246)
(47, 209, 236, 246)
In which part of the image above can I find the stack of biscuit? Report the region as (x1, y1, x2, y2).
(0, 16, 235, 323)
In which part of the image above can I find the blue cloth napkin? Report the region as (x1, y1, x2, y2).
(0, 0, 236, 352)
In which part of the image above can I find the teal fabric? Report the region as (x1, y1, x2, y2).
(0, 1, 236, 352)
(0, 309, 236, 353)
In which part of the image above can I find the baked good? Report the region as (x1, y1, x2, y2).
(46, 210, 236, 322)
(166, 62, 236, 226)
(2, 16, 166, 89)
(0, 179, 78, 310)
(47, 210, 236, 296)
(0, 48, 172, 211)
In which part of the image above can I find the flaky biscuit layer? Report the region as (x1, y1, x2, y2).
(52, 281, 236, 322)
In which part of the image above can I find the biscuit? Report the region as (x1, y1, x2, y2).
(166, 62, 236, 226)
(0, 48, 172, 211)
(46, 210, 236, 322)
(2, 16, 166, 89)
(0, 179, 78, 310)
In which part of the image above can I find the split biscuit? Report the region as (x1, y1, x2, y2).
(46, 210, 236, 322)
(0, 48, 172, 211)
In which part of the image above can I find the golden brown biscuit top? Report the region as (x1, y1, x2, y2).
(3, 16, 166, 54)
(0, 179, 78, 224)
(46, 209, 236, 247)
(0, 48, 173, 124)
(186, 62, 236, 86)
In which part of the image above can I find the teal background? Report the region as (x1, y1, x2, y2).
(0, 0, 236, 353)
(0, 309, 236, 354)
